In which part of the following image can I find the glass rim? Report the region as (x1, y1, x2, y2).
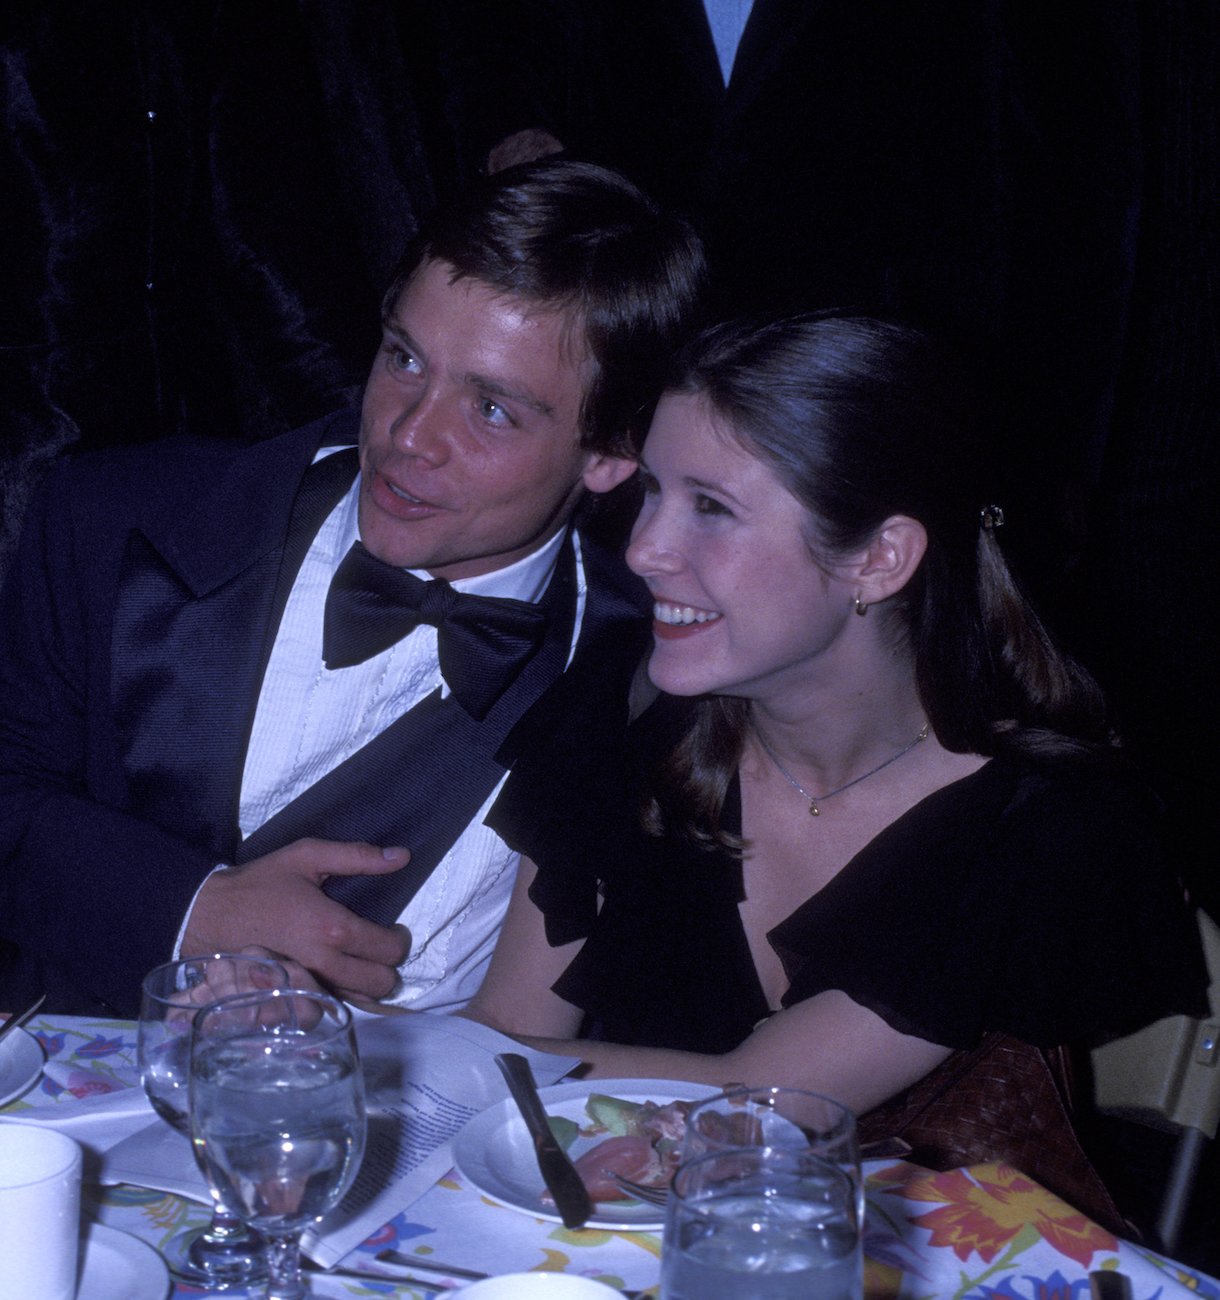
(686, 1085, 857, 1129)
(191, 985, 354, 1041)
(139, 951, 288, 1000)
(669, 1143, 856, 1205)
(692, 1084, 853, 1108)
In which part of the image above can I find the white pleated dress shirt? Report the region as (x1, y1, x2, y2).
(201, 452, 584, 1011)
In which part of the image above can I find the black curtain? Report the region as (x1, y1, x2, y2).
(1, 2, 440, 563)
(2, 1, 1216, 886)
(1086, 1, 1220, 914)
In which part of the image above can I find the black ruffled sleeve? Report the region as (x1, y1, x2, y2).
(488, 683, 687, 947)
(488, 693, 772, 1051)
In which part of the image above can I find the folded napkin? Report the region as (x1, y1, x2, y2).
(102, 1118, 211, 1203)
(12, 1076, 157, 1160)
(11, 1055, 212, 1201)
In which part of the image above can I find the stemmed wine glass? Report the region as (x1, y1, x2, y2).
(138, 953, 286, 1288)
(189, 988, 366, 1300)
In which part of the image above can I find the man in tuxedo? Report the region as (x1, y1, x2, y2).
(0, 159, 705, 1017)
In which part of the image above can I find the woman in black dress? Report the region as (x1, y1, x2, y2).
(469, 314, 1204, 1212)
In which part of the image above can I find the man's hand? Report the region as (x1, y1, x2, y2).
(182, 839, 412, 1003)
(234, 944, 323, 994)
(486, 128, 564, 174)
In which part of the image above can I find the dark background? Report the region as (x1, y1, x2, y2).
(2, 0, 1217, 1262)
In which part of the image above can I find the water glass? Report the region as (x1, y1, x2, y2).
(681, 1086, 862, 1220)
(660, 1146, 863, 1299)
(139, 952, 286, 1287)
(682, 1086, 859, 1161)
(190, 988, 366, 1300)
(140, 953, 287, 1133)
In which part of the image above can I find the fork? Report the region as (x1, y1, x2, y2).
(601, 1170, 670, 1207)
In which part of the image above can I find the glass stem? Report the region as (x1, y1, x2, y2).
(265, 1232, 307, 1300)
(200, 1207, 246, 1244)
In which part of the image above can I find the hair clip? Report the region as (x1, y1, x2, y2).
(979, 504, 1006, 531)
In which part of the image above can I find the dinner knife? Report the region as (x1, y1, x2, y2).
(0, 992, 46, 1049)
(494, 1052, 594, 1230)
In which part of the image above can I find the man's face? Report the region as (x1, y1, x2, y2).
(358, 258, 623, 580)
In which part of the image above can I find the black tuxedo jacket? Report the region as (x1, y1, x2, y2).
(0, 411, 650, 1015)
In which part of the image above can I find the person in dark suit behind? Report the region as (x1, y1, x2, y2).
(445, 1, 1150, 628)
(0, 158, 706, 1019)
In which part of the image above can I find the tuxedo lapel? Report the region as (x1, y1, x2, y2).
(111, 414, 358, 857)
(657, 0, 726, 102)
(496, 529, 652, 768)
(112, 534, 281, 857)
(725, 0, 819, 112)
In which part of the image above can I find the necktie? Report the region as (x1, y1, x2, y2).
(322, 541, 549, 720)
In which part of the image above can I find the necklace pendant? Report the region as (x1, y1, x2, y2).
(809, 801, 820, 816)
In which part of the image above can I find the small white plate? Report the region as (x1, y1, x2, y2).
(453, 1077, 716, 1231)
(0, 1027, 44, 1107)
(460, 1275, 625, 1298)
(77, 1222, 169, 1300)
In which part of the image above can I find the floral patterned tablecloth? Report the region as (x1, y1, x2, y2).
(3, 1014, 1218, 1299)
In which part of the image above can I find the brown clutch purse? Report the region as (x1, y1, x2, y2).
(857, 1031, 1129, 1234)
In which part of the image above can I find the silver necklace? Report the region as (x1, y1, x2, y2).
(755, 723, 930, 816)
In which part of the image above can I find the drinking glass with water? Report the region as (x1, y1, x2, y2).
(660, 1145, 863, 1300)
(138, 952, 286, 1287)
(680, 1085, 864, 1232)
(189, 988, 366, 1300)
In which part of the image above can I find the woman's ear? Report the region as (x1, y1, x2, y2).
(582, 454, 638, 494)
(853, 515, 928, 606)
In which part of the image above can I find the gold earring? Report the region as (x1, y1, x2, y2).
(854, 596, 868, 616)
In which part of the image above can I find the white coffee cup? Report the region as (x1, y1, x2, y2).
(459, 1275, 624, 1299)
(0, 1122, 83, 1300)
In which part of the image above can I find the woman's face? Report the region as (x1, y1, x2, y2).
(626, 392, 858, 704)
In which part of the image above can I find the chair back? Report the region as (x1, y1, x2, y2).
(1091, 908, 1220, 1138)
(1091, 907, 1220, 1252)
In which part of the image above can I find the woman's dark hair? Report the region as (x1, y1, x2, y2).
(383, 158, 707, 458)
(644, 313, 1110, 848)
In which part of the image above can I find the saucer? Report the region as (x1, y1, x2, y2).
(78, 1222, 169, 1299)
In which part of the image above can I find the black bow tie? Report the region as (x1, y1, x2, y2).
(322, 542, 549, 720)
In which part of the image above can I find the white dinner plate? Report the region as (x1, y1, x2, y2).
(77, 1222, 169, 1300)
(453, 1077, 717, 1230)
(0, 1026, 44, 1107)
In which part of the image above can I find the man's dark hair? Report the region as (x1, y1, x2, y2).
(383, 159, 706, 457)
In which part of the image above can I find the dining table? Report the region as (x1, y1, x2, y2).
(2, 1010, 1218, 1299)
